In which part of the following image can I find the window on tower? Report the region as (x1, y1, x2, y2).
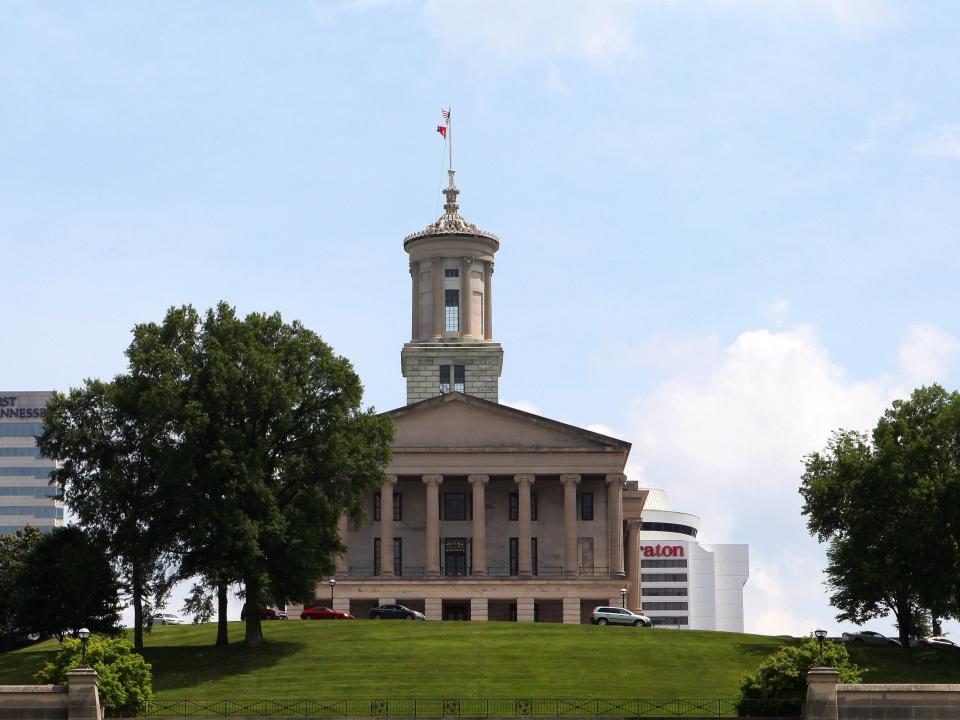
(454, 365, 465, 392)
(445, 289, 460, 332)
(439, 365, 451, 394)
(444, 268, 459, 278)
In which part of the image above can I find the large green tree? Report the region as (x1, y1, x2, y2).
(800, 385, 960, 646)
(183, 303, 393, 647)
(15, 526, 121, 640)
(0, 525, 43, 648)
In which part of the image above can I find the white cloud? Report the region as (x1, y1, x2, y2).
(914, 125, 960, 159)
(614, 321, 959, 635)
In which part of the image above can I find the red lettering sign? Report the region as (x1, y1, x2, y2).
(640, 544, 685, 558)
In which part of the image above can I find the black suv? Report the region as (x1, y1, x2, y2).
(369, 604, 426, 620)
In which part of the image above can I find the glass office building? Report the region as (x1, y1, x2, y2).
(0, 391, 61, 535)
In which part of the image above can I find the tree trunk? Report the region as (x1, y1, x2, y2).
(215, 582, 229, 646)
(243, 575, 264, 648)
(132, 564, 144, 651)
(895, 594, 912, 647)
(933, 616, 943, 636)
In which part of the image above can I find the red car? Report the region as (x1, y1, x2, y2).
(300, 606, 354, 620)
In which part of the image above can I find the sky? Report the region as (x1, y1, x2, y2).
(3, 0, 960, 637)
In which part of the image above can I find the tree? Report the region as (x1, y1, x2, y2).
(0, 526, 43, 649)
(14, 526, 121, 640)
(182, 303, 393, 647)
(35, 635, 152, 717)
(39, 370, 189, 651)
(181, 582, 216, 624)
(800, 385, 960, 646)
(737, 638, 863, 716)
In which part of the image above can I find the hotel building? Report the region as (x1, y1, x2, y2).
(0, 391, 61, 535)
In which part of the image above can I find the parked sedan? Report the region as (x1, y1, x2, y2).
(150, 613, 183, 626)
(300, 606, 354, 620)
(240, 606, 288, 621)
(911, 636, 959, 649)
(368, 604, 425, 620)
(590, 606, 653, 627)
(841, 630, 901, 646)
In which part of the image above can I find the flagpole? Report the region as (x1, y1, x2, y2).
(448, 107, 453, 175)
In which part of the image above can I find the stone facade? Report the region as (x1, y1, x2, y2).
(805, 668, 960, 720)
(401, 343, 503, 404)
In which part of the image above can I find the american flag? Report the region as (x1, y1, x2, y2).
(441, 108, 450, 122)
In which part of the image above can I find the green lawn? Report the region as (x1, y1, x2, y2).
(2, 622, 959, 700)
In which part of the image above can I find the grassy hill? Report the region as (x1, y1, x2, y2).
(2, 622, 959, 700)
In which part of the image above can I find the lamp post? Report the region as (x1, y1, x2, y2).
(814, 629, 828, 665)
(78, 628, 90, 666)
(619, 587, 627, 608)
(329, 578, 337, 609)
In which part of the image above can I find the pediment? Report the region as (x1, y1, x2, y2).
(384, 393, 630, 453)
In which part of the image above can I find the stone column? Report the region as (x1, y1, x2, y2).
(469, 474, 488, 575)
(516, 597, 535, 623)
(561, 474, 581, 577)
(424, 597, 442, 621)
(335, 514, 349, 575)
(380, 475, 397, 576)
(431, 257, 444, 337)
(423, 474, 443, 576)
(562, 597, 581, 625)
(483, 261, 494, 340)
(804, 668, 839, 720)
(515, 474, 535, 577)
(470, 597, 488, 622)
(460, 256, 474, 337)
(626, 519, 642, 611)
(410, 262, 420, 340)
(67, 668, 102, 720)
(606, 474, 626, 577)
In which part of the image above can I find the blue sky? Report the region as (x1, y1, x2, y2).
(3, 0, 960, 636)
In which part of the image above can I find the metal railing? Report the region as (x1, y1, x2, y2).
(142, 698, 802, 718)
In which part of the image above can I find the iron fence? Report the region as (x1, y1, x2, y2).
(142, 698, 802, 718)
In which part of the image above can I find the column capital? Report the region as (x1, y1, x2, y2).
(383, 474, 398, 486)
(460, 255, 475, 268)
(487, 260, 495, 275)
(409, 262, 417, 276)
(422, 474, 443, 486)
(560, 473, 581, 486)
(514, 474, 535, 486)
(468, 474, 489, 485)
(431, 256, 443, 267)
(606, 473, 627, 487)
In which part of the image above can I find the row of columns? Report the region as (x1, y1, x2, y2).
(410, 258, 494, 341)
(375, 473, 625, 579)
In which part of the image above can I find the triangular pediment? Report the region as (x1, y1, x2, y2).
(384, 393, 630, 453)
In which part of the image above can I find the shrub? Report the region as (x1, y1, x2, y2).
(737, 638, 863, 716)
(35, 634, 152, 717)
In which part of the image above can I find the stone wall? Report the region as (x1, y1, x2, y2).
(806, 667, 960, 720)
(0, 670, 101, 720)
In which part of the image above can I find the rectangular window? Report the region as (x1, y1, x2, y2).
(443, 537, 468, 576)
(373, 493, 381, 521)
(445, 289, 460, 332)
(393, 538, 402, 576)
(532, 537, 538, 577)
(579, 492, 594, 521)
(641, 573, 688, 583)
(508, 493, 538, 521)
(509, 537, 518, 576)
(453, 365, 465, 393)
(439, 365, 451, 394)
(444, 268, 459, 278)
(393, 492, 402, 522)
(444, 492, 467, 521)
(373, 538, 381, 576)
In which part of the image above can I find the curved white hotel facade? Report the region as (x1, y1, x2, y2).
(638, 488, 748, 631)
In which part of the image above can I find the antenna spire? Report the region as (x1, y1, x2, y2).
(440, 107, 459, 216)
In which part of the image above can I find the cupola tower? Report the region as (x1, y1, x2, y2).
(401, 166, 502, 404)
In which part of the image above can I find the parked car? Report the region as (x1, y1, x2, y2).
(911, 636, 959, 649)
(300, 606, 354, 620)
(841, 630, 900, 646)
(368, 604, 425, 620)
(590, 606, 653, 627)
(150, 613, 183, 626)
(240, 606, 288, 621)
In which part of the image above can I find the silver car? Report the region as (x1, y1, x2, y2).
(151, 613, 183, 626)
(590, 606, 652, 627)
(841, 630, 900, 646)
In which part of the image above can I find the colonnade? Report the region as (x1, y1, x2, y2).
(409, 257, 494, 341)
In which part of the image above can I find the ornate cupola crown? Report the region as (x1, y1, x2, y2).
(403, 170, 500, 247)
(400, 111, 503, 406)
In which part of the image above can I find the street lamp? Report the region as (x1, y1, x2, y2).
(328, 578, 337, 608)
(78, 628, 90, 666)
(619, 587, 627, 608)
(814, 629, 828, 665)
